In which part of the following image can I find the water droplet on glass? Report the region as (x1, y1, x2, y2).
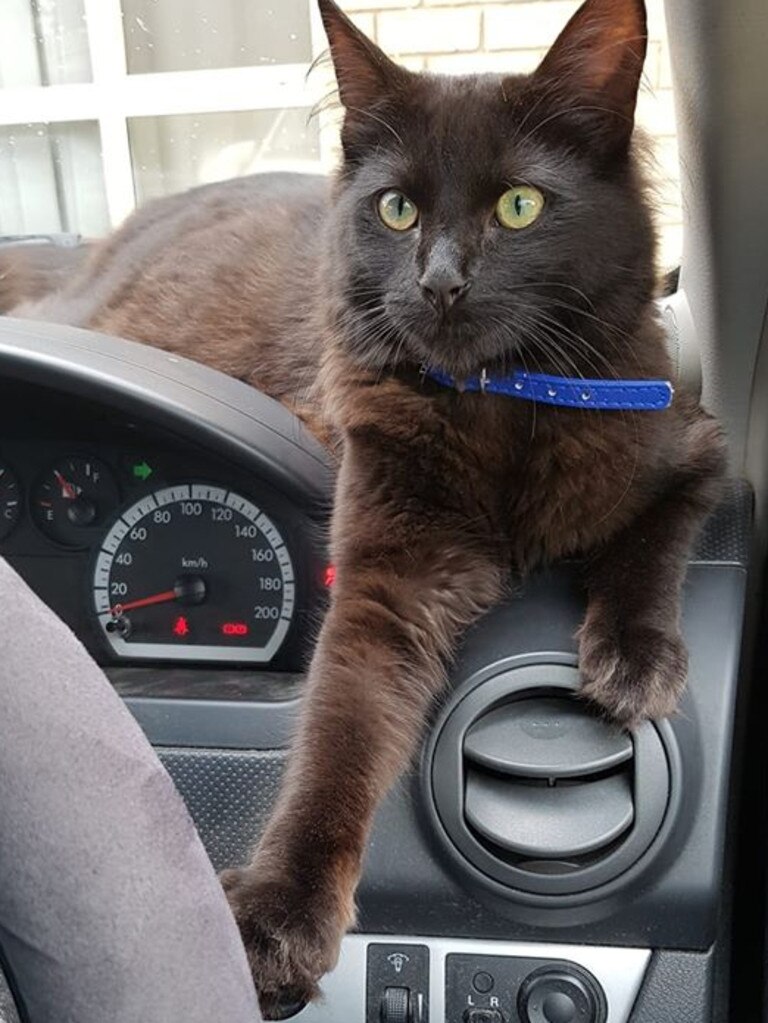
(547, 387, 557, 397)
(581, 390, 591, 401)
(514, 381, 524, 391)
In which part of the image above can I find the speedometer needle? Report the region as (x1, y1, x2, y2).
(110, 576, 208, 617)
(111, 589, 177, 615)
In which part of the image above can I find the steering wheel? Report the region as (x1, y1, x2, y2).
(0, 557, 262, 1023)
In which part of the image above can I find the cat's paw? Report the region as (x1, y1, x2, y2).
(220, 866, 350, 1020)
(578, 621, 688, 728)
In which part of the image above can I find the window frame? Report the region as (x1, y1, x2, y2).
(0, 0, 331, 227)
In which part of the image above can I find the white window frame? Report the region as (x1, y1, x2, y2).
(0, 0, 333, 227)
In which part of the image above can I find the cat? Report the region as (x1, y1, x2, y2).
(4, 0, 726, 1014)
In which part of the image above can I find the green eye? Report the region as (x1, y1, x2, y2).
(496, 186, 545, 229)
(378, 190, 419, 232)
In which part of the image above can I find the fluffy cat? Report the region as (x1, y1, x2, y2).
(5, 0, 725, 1013)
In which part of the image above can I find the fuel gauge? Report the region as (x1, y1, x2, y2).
(33, 456, 119, 547)
(0, 463, 21, 540)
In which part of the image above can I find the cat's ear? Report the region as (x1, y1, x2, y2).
(529, 0, 647, 151)
(317, 0, 408, 113)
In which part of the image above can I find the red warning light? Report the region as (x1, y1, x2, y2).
(172, 615, 190, 637)
(222, 622, 249, 637)
(324, 565, 336, 587)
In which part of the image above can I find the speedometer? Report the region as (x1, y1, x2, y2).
(93, 483, 295, 663)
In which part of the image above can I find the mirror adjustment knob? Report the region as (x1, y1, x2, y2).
(518, 966, 605, 1023)
(542, 992, 576, 1022)
(381, 986, 410, 1023)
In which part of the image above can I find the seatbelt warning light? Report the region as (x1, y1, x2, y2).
(172, 616, 190, 637)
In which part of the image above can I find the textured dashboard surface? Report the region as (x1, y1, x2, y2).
(628, 949, 714, 1022)
(693, 478, 752, 566)
(159, 748, 287, 871)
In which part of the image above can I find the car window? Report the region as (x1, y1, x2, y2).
(0, 0, 682, 269)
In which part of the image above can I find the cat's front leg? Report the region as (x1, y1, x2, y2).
(578, 415, 725, 727)
(222, 457, 503, 1016)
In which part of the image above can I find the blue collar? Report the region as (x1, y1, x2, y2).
(425, 367, 673, 411)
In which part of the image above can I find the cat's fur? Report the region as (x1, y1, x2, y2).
(5, 0, 725, 1013)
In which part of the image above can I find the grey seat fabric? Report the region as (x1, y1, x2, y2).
(0, 969, 19, 1023)
(0, 558, 261, 1023)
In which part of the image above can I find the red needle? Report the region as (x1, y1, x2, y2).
(54, 470, 77, 500)
(111, 589, 177, 616)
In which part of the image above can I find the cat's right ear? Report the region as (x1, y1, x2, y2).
(317, 0, 407, 114)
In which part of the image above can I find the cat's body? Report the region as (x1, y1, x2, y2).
(11, 168, 708, 576)
(14, 174, 329, 421)
(5, 0, 725, 1013)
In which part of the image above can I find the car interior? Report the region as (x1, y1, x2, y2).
(0, 0, 767, 1021)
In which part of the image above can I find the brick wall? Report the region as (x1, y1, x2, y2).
(336, 0, 682, 270)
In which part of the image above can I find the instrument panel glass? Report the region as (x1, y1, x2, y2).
(94, 483, 296, 663)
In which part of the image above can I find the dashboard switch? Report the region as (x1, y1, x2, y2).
(542, 992, 576, 1022)
(381, 987, 411, 1023)
(518, 966, 604, 1023)
(472, 972, 495, 994)
(367, 944, 429, 1023)
(463, 1010, 503, 1023)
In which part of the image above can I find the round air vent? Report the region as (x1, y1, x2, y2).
(427, 663, 677, 900)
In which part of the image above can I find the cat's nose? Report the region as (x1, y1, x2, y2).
(419, 270, 471, 315)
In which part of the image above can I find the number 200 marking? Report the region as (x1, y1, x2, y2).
(254, 606, 280, 619)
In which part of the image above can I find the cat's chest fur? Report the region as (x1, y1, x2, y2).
(327, 359, 661, 568)
(507, 407, 652, 563)
(452, 394, 654, 564)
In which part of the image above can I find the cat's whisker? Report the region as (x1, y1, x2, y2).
(516, 103, 634, 150)
(508, 73, 571, 144)
(542, 299, 647, 377)
(346, 105, 405, 148)
(529, 309, 622, 379)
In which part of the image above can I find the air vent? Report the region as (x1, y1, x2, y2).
(427, 664, 676, 899)
(464, 698, 634, 869)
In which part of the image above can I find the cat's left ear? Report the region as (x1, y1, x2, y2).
(528, 0, 647, 152)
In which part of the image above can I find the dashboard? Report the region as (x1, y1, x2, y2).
(0, 322, 332, 677)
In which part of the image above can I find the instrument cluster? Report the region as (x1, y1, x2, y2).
(0, 381, 325, 670)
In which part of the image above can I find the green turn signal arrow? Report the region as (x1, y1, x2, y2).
(132, 461, 153, 482)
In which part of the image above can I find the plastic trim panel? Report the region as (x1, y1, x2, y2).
(292, 935, 649, 1023)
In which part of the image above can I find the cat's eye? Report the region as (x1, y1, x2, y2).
(378, 190, 419, 232)
(496, 186, 545, 230)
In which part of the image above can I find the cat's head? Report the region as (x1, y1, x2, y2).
(318, 0, 656, 379)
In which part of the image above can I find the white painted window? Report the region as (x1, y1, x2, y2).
(0, 0, 333, 236)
